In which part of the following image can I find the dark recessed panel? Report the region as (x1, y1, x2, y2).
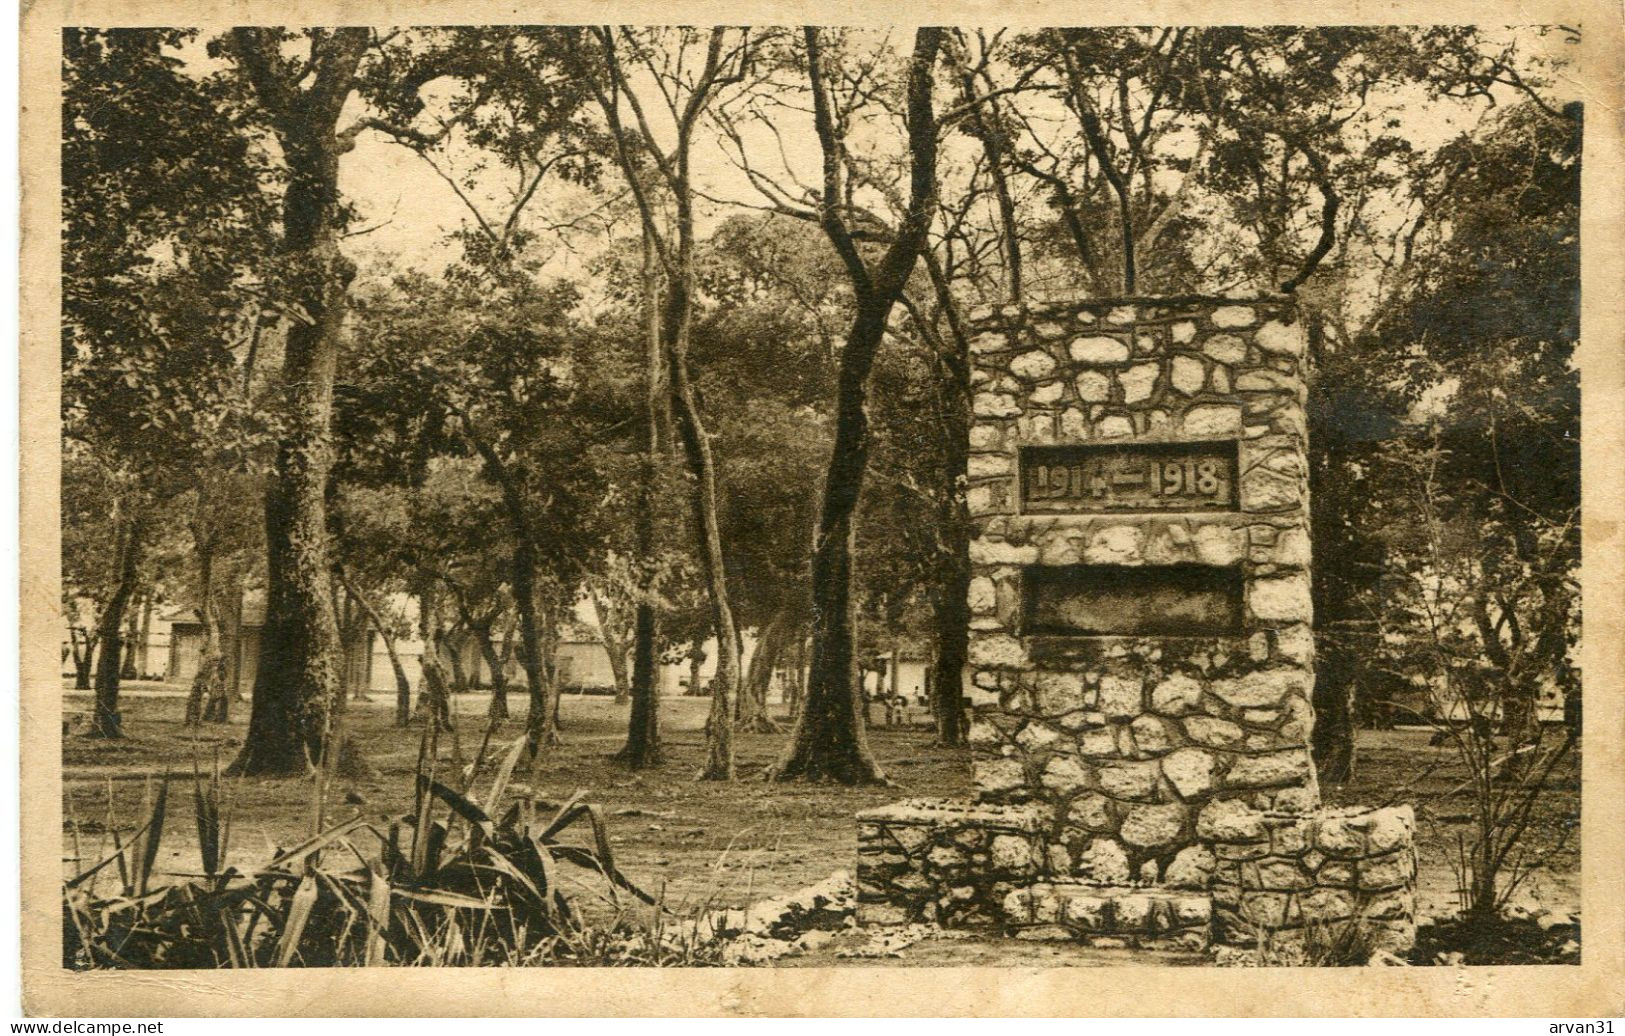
(1022, 564, 1244, 637)
(1020, 441, 1238, 513)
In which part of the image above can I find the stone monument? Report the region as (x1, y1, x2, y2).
(855, 295, 1417, 955)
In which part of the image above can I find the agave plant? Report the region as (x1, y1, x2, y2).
(63, 732, 666, 968)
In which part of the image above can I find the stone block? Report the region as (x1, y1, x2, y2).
(1203, 334, 1249, 364)
(1096, 673, 1143, 718)
(1164, 846, 1217, 889)
(1211, 306, 1256, 328)
(1254, 858, 1313, 891)
(975, 757, 1026, 795)
(1069, 336, 1130, 364)
(969, 331, 1005, 354)
(1171, 355, 1206, 395)
(1011, 350, 1058, 380)
(1120, 803, 1188, 848)
(968, 632, 1027, 668)
(1077, 838, 1133, 884)
(1129, 714, 1174, 754)
(1197, 799, 1266, 841)
(1184, 716, 1245, 747)
(990, 834, 1038, 872)
(1030, 381, 1064, 405)
(1097, 415, 1135, 438)
(1210, 667, 1308, 708)
(1066, 793, 1113, 830)
(1366, 806, 1415, 853)
(1254, 319, 1306, 356)
(1357, 851, 1415, 892)
(969, 424, 1004, 450)
(967, 453, 1012, 478)
(1097, 760, 1160, 801)
(1150, 673, 1204, 715)
(1182, 403, 1243, 436)
(1040, 755, 1091, 794)
(1119, 362, 1160, 403)
(1224, 749, 1312, 789)
(1248, 574, 1313, 623)
(1162, 747, 1217, 799)
(1113, 893, 1153, 931)
(966, 575, 996, 614)
(974, 392, 1021, 417)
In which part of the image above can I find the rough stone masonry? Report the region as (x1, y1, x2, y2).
(854, 294, 1418, 954)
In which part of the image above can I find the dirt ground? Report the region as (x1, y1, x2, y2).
(60, 684, 1580, 930)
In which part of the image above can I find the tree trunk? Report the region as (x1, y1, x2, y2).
(619, 225, 667, 768)
(88, 513, 144, 738)
(589, 590, 632, 705)
(489, 616, 516, 723)
(135, 594, 153, 678)
(686, 646, 705, 697)
(930, 403, 971, 747)
(185, 535, 229, 725)
(230, 29, 369, 776)
(414, 578, 454, 731)
(770, 28, 941, 783)
(224, 580, 246, 702)
(445, 624, 469, 692)
(120, 595, 141, 680)
(513, 541, 558, 757)
(740, 610, 791, 733)
(338, 569, 412, 727)
(1311, 637, 1358, 785)
(471, 621, 509, 725)
(663, 285, 737, 781)
(70, 631, 95, 691)
(616, 601, 661, 767)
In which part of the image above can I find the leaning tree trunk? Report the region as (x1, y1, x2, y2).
(338, 568, 412, 727)
(473, 623, 510, 725)
(88, 513, 144, 739)
(228, 27, 368, 777)
(589, 591, 632, 705)
(663, 281, 738, 781)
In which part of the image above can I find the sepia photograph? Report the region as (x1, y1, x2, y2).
(16, 2, 1625, 1018)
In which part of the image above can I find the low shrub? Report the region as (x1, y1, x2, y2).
(62, 734, 717, 967)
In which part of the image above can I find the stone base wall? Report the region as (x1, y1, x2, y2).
(1001, 882, 1212, 950)
(1200, 802, 1418, 952)
(855, 801, 1048, 927)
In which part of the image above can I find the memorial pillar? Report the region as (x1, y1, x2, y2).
(961, 295, 1319, 885)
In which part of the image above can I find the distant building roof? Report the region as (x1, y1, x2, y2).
(164, 591, 268, 629)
